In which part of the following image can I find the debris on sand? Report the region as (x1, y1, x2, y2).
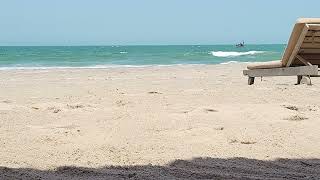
(240, 141, 257, 145)
(67, 104, 85, 109)
(204, 108, 218, 113)
(214, 127, 224, 131)
(148, 91, 162, 94)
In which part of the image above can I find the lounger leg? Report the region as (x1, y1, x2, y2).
(296, 75, 302, 85)
(248, 77, 255, 85)
(307, 75, 312, 85)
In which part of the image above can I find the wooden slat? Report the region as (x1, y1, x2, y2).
(243, 65, 318, 77)
(304, 36, 320, 43)
(296, 55, 312, 66)
(301, 42, 320, 49)
(299, 49, 320, 54)
(297, 54, 320, 60)
(306, 31, 320, 37)
(292, 59, 320, 66)
(286, 24, 310, 67)
(307, 24, 320, 31)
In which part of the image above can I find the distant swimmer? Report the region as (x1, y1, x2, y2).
(236, 41, 245, 47)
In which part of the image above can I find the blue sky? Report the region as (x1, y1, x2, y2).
(1, 0, 320, 45)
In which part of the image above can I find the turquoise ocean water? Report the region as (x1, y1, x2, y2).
(0, 45, 285, 69)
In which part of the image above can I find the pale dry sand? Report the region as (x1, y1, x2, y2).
(1, 64, 320, 179)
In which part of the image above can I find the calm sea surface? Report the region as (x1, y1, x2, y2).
(0, 45, 286, 69)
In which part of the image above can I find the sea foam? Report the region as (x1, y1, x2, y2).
(210, 51, 265, 57)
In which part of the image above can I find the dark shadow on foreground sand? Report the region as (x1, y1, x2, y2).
(1, 157, 320, 180)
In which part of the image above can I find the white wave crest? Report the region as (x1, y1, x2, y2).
(210, 51, 265, 57)
(220, 61, 239, 65)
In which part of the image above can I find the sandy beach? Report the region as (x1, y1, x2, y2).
(1, 63, 320, 179)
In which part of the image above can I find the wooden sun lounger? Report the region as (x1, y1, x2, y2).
(243, 18, 320, 85)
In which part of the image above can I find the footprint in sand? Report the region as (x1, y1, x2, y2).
(229, 139, 238, 144)
(56, 124, 80, 130)
(282, 105, 299, 111)
(180, 109, 195, 114)
(284, 115, 308, 121)
(116, 100, 129, 107)
(2, 100, 12, 104)
(229, 139, 256, 145)
(178, 108, 218, 114)
(53, 109, 61, 113)
(283, 105, 319, 112)
(307, 105, 318, 112)
(54, 125, 81, 135)
(67, 104, 85, 109)
(0, 103, 14, 111)
(48, 107, 61, 113)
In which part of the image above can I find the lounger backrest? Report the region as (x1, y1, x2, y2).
(282, 18, 320, 67)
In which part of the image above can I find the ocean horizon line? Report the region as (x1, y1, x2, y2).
(0, 44, 286, 47)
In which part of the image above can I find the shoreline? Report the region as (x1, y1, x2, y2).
(0, 62, 250, 71)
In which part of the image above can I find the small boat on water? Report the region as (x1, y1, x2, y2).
(236, 41, 245, 47)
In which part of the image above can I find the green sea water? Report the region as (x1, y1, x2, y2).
(0, 45, 286, 69)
